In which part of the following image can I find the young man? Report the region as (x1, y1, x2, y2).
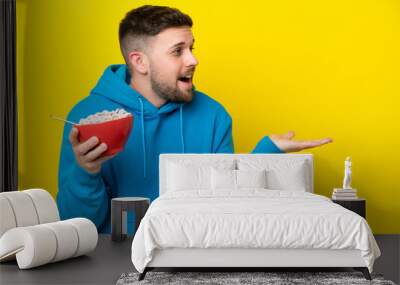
(57, 5, 332, 233)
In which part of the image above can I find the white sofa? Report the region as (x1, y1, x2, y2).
(0, 189, 98, 269)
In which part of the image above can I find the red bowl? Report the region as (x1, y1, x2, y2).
(76, 115, 133, 156)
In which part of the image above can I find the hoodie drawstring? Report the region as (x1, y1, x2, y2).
(180, 105, 185, 153)
(137, 97, 185, 178)
(137, 97, 147, 178)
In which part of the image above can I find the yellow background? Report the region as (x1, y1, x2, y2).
(16, 0, 400, 233)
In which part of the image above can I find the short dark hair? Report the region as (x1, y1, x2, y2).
(119, 5, 193, 65)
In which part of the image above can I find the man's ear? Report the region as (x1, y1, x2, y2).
(128, 51, 148, 75)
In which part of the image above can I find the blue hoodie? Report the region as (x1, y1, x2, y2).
(57, 64, 282, 233)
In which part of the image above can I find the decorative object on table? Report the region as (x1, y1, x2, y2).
(332, 156, 358, 200)
(0, 189, 98, 269)
(332, 188, 358, 200)
(50, 108, 133, 157)
(343, 156, 352, 189)
(111, 197, 150, 242)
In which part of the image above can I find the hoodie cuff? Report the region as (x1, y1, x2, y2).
(252, 136, 283, 154)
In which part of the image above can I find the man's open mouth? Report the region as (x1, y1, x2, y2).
(178, 75, 192, 83)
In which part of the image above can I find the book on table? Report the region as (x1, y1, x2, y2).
(332, 188, 358, 200)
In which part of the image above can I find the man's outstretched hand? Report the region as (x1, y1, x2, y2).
(270, 131, 333, 153)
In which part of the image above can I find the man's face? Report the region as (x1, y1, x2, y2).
(146, 27, 198, 103)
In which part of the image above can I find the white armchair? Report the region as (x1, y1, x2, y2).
(0, 189, 98, 269)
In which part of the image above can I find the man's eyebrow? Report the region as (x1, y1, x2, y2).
(169, 39, 195, 50)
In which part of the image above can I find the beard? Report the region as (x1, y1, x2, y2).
(149, 69, 194, 103)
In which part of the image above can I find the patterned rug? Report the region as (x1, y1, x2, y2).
(116, 271, 396, 285)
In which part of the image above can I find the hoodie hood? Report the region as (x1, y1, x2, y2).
(91, 64, 184, 118)
(90, 64, 187, 177)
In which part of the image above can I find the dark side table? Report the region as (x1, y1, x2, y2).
(111, 197, 150, 242)
(332, 198, 366, 219)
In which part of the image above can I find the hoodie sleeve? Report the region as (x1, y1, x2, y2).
(252, 136, 283, 153)
(213, 109, 234, 153)
(56, 112, 109, 230)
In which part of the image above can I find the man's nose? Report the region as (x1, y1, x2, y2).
(186, 52, 199, 67)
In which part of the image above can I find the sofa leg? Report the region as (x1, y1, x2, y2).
(138, 268, 148, 281)
(354, 267, 371, 280)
